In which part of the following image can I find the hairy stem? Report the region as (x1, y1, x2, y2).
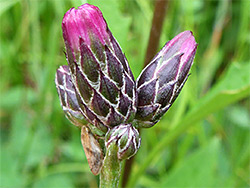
(99, 143, 122, 188)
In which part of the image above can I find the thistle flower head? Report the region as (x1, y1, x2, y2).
(135, 31, 198, 127)
(57, 4, 137, 134)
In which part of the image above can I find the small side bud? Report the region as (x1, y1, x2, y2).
(135, 31, 198, 128)
(105, 124, 141, 160)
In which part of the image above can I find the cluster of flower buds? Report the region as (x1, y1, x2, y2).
(55, 3, 197, 175)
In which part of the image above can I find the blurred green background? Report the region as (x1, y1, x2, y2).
(0, 0, 249, 187)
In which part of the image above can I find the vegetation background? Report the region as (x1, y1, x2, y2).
(0, 0, 249, 187)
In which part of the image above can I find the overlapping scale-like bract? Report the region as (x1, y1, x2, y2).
(135, 31, 198, 128)
(55, 65, 87, 127)
(58, 4, 137, 133)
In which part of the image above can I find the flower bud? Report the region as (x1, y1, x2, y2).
(135, 31, 198, 128)
(105, 124, 141, 160)
(60, 4, 137, 133)
(55, 65, 87, 127)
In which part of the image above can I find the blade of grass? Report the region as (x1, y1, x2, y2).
(0, 0, 20, 16)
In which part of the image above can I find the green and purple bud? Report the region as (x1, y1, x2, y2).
(105, 124, 141, 160)
(58, 4, 137, 133)
(135, 31, 198, 128)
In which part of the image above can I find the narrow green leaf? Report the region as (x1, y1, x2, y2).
(159, 138, 232, 187)
(0, 0, 20, 17)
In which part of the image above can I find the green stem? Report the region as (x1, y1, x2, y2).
(99, 143, 122, 188)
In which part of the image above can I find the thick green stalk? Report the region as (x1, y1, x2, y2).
(99, 143, 122, 188)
